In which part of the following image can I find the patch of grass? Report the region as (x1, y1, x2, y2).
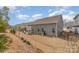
(0, 35, 8, 52)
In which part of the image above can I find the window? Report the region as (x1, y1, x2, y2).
(41, 28, 46, 35)
(38, 28, 40, 32)
(52, 28, 55, 33)
(75, 28, 78, 34)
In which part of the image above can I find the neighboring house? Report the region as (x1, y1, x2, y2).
(28, 15, 63, 37)
(72, 14, 79, 34)
(64, 21, 75, 32)
(65, 14, 79, 34)
(13, 23, 32, 34)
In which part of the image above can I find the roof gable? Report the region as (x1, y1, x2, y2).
(74, 14, 79, 19)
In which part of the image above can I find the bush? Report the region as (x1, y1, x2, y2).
(20, 37, 31, 45)
(26, 41, 31, 45)
(10, 29, 16, 34)
(0, 27, 4, 32)
(23, 40, 26, 43)
(27, 30, 33, 35)
(21, 37, 24, 40)
(0, 35, 8, 52)
(22, 39, 31, 45)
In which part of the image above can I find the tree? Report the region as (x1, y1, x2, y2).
(0, 6, 9, 32)
(0, 7, 9, 21)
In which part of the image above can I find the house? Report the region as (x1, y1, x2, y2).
(65, 14, 79, 34)
(13, 23, 28, 30)
(64, 21, 75, 32)
(72, 14, 79, 34)
(28, 15, 63, 37)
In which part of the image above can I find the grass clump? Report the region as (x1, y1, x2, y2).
(0, 35, 8, 52)
(25, 41, 31, 45)
(23, 40, 31, 45)
(21, 37, 31, 45)
(21, 37, 24, 40)
(23, 40, 26, 43)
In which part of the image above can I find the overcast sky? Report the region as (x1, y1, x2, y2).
(3, 6, 79, 25)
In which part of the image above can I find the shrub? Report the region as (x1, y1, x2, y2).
(22, 39, 31, 45)
(21, 37, 31, 45)
(21, 37, 24, 40)
(26, 41, 31, 45)
(10, 29, 16, 34)
(27, 30, 33, 35)
(23, 40, 26, 43)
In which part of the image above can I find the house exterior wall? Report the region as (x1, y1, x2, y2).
(76, 27, 79, 34)
(75, 16, 79, 23)
(73, 15, 79, 34)
(57, 18, 63, 35)
(29, 22, 63, 36)
(27, 16, 63, 36)
(72, 27, 79, 34)
(30, 24, 57, 36)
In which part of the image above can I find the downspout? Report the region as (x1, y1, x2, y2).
(55, 24, 58, 37)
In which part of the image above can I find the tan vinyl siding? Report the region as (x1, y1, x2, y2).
(57, 17, 63, 35)
(31, 24, 56, 36)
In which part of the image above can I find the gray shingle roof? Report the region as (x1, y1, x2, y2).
(28, 15, 62, 25)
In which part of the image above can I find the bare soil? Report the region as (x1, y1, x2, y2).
(0, 33, 43, 53)
(16, 31, 79, 53)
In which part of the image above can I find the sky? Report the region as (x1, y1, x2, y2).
(3, 6, 79, 26)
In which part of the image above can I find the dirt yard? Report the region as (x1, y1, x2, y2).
(0, 33, 43, 53)
(16, 31, 79, 53)
(1, 31, 79, 53)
